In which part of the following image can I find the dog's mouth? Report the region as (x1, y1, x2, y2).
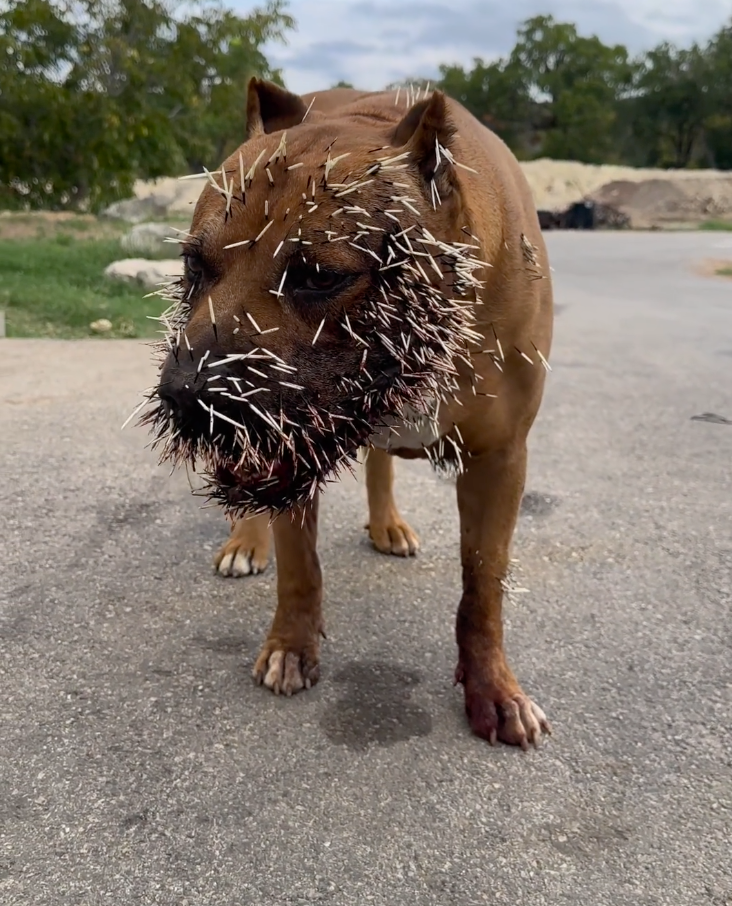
(145, 377, 369, 515)
(215, 457, 295, 494)
(206, 454, 304, 513)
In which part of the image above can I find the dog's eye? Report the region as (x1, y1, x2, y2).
(183, 253, 203, 279)
(300, 269, 347, 294)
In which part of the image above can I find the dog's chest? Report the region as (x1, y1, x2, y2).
(368, 400, 444, 452)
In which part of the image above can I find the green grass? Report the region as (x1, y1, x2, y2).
(699, 219, 732, 231)
(716, 266, 732, 277)
(0, 233, 170, 339)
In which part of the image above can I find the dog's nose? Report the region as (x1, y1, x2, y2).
(157, 359, 200, 421)
(157, 390, 183, 421)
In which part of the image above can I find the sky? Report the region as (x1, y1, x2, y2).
(244, 0, 732, 93)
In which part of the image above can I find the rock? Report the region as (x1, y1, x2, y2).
(101, 196, 170, 224)
(101, 177, 203, 222)
(120, 223, 179, 258)
(104, 258, 185, 289)
(89, 319, 113, 333)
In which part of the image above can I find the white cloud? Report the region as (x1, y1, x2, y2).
(237, 0, 732, 93)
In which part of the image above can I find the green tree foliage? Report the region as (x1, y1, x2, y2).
(509, 16, 636, 163)
(0, 0, 294, 210)
(437, 16, 637, 162)
(435, 14, 732, 170)
(625, 22, 732, 169)
(703, 23, 732, 169)
(2, 5, 732, 213)
(438, 58, 528, 151)
(631, 42, 713, 168)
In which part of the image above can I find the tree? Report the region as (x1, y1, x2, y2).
(509, 15, 637, 163)
(703, 20, 732, 169)
(631, 42, 713, 168)
(438, 58, 530, 152)
(0, 0, 295, 210)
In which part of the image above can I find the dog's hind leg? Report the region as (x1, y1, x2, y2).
(363, 447, 419, 557)
(213, 512, 272, 577)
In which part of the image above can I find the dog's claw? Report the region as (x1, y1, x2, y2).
(253, 644, 319, 696)
(456, 659, 551, 750)
(213, 516, 271, 578)
(367, 515, 420, 557)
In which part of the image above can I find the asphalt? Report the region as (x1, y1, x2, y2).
(1, 231, 731, 906)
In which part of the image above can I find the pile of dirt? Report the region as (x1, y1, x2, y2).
(521, 159, 732, 227)
(105, 160, 732, 229)
(587, 177, 732, 228)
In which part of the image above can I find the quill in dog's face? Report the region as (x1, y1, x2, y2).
(148, 92, 485, 516)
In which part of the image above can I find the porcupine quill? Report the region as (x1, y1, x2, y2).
(127, 130, 549, 517)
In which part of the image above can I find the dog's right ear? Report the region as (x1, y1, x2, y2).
(246, 78, 308, 138)
(392, 91, 460, 210)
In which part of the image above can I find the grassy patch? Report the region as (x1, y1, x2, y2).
(699, 219, 732, 232)
(716, 266, 732, 278)
(0, 232, 170, 339)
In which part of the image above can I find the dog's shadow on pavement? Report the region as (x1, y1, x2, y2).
(320, 661, 433, 751)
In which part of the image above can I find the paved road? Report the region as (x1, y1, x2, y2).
(1, 232, 731, 905)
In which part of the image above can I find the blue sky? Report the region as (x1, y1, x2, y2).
(243, 0, 731, 93)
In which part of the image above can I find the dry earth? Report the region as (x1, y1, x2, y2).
(118, 159, 732, 229)
(520, 158, 732, 217)
(695, 258, 732, 279)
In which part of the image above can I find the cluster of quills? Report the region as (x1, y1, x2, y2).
(125, 90, 550, 517)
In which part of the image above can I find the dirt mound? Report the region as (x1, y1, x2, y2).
(111, 160, 732, 229)
(589, 177, 732, 228)
(521, 159, 732, 227)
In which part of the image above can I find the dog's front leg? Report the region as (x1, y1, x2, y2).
(252, 497, 323, 695)
(364, 448, 420, 557)
(454, 442, 551, 749)
(214, 512, 272, 577)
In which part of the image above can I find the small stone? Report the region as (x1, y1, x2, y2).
(89, 318, 113, 333)
(104, 258, 185, 289)
(120, 222, 180, 258)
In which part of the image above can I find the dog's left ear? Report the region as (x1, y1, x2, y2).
(392, 91, 459, 204)
(246, 77, 308, 138)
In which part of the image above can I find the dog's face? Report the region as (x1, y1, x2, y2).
(143, 81, 485, 515)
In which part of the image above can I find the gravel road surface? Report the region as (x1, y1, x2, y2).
(1, 232, 731, 905)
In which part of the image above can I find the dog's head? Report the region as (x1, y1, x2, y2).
(141, 79, 485, 516)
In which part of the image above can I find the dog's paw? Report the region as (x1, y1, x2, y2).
(253, 642, 320, 696)
(454, 662, 551, 750)
(214, 539, 269, 577)
(213, 517, 271, 578)
(366, 513, 420, 557)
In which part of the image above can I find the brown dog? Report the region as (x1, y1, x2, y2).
(146, 79, 553, 749)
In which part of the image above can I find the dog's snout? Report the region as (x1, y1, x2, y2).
(157, 358, 202, 421)
(157, 389, 183, 420)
